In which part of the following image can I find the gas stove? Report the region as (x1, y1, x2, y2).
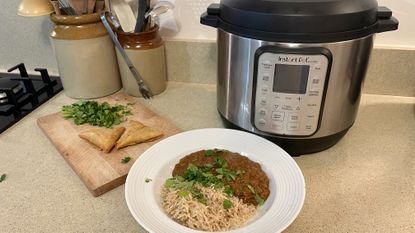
(0, 63, 63, 133)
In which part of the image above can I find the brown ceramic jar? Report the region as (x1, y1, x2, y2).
(115, 25, 167, 97)
(50, 13, 121, 99)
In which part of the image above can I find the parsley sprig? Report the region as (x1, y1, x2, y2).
(62, 101, 132, 128)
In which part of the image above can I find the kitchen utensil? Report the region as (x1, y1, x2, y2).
(134, 0, 147, 32)
(49, 0, 61, 15)
(87, 0, 96, 13)
(68, 0, 83, 15)
(201, 0, 399, 155)
(104, 0, 110, 11)
(144, 2, 173, 29)
(112, 0, 137, 32)
(125, 128, 305, 233)
(37, 92, 181, 197)
(82, 0, 88, 14)
(94, 0, 104, 13)
(58, 0, 76, 15)
(101, 12, 153, 99)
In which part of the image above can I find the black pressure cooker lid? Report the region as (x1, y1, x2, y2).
(201, 0, 399, 42)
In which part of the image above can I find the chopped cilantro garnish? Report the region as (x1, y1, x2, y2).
(165, 154, 243, 207)
(224, 186, 234, 196)
(178, 190, 190, 197)
(145, 178, 152, 183)
(204, 149, 214, 157)
(247, 184, 256, 194)
(121, 157, 131, 164)
(0, 174, 6, 182)
(214, 156, 228, 168)
(61, 101, 132, 128)
(255, 194, 265, 205)
(247, 184, 265, 205)
(223, 199, 233, 209)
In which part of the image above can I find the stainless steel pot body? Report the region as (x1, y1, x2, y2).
(217, 29, 374, 140)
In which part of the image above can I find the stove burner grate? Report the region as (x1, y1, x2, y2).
(0, 63, 63, 133)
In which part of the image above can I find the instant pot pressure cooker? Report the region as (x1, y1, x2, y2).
(201, 0, 398, 155)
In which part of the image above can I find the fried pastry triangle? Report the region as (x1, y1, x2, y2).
(116, 120, 163, 149)
(79, 126, 125, 153)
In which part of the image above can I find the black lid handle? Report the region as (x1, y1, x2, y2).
(200, 3, 220, 28)
(377, 6, 392, 19)
(376, 6, 399, 33)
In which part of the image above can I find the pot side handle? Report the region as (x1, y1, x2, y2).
(376, 6, 399, 33)
(200, 3, 220, 28)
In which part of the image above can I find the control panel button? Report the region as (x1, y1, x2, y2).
(314, 63, 321, 70)
(287, 122, 300, 131)
(271, 121, 283, 130)
(306, 114, 316, 119)
(288, 113, 299, 121)
(295, 105, 301, 111)
(261, 61, 272, 69)
(261, 85, 269, 93)
(272, 111, 285, 121)
(305, 124, 313, 130)
(281, 105, 293, 111)
(308, 90, 320, 96)
(260, 97, 267, 106)
(259, 108, 267, 116)
(312, 78, 320, 85)
(262, 74, 270, 81)
(258, 119, 266, 127)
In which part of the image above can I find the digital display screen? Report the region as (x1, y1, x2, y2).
(273, 64, 310, 94)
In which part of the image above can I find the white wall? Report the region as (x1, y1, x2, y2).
(162, 0, 415, 49)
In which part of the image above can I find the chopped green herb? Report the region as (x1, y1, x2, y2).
(254, 194, 265, 205)
(214, 156, 228, 168)
(247, 184, 256, 194)
(224, 186, 234, 196)
(0, 173, 6, 182)
(145, 178, 152, 183)
(247, 184, 265, 205)
(61, 101, 132, 128)
(204, 149, 214, 157)
(223, 199, 233, 209)
(178, 190, 190, 197)
(121, 157, 131, 164)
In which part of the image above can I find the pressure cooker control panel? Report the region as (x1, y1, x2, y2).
(253, 52, 329, 136)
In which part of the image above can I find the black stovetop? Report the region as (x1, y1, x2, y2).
(0, 63, 63, 133)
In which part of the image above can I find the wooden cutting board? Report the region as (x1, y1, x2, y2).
(37, 92, 181, 197)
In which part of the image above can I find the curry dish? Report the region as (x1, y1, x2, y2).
(172, 149, 270, 206)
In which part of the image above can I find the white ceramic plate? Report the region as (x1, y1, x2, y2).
(125, 128, 305, 233)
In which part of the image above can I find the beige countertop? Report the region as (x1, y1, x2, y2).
(0, 82, 414, 232)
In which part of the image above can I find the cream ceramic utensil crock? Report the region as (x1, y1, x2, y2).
(50, 13, 122, 99)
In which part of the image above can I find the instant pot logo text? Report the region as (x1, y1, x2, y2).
(278, 56, 310, 63)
